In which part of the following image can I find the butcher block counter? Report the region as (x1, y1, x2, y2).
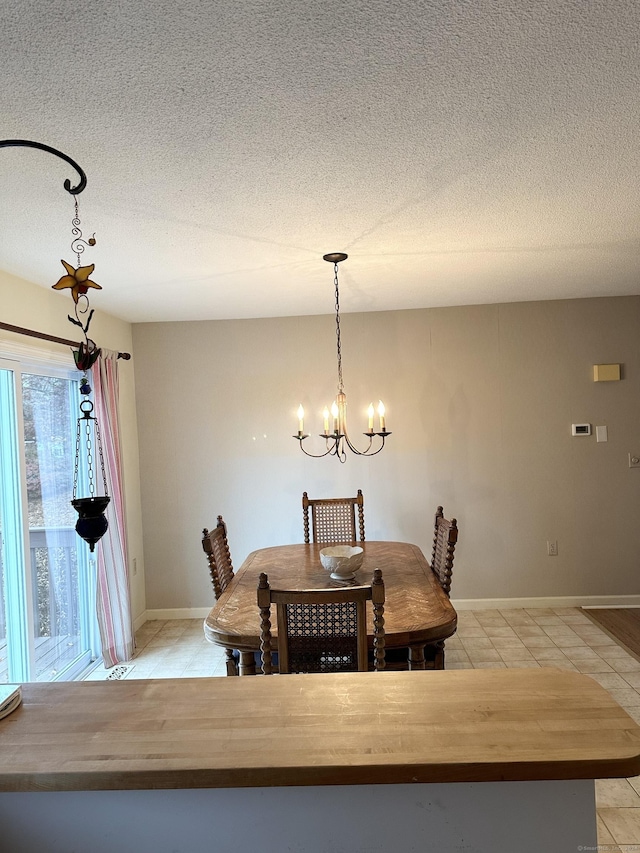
(0, 668, 639, 853)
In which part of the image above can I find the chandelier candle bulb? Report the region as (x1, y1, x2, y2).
(377, 400, 386, 432)
(368, 403, 374, 432)
(323, 407, 330, 435)
(297, 405, 305, 435)
(331, 401, 339, 433)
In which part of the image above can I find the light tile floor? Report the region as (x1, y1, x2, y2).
(88, 607, 640, 851)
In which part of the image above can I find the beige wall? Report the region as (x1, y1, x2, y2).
(0, 270, 146, 622)
(133, 296, 640, 611)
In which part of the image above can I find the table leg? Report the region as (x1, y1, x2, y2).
(239, 651, 257, 676)
(422, 641, 445, 670)
(408, 644, 426, 670)
(224, 649, 238, 676)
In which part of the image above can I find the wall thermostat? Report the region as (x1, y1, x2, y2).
(571, 423, 591, 436)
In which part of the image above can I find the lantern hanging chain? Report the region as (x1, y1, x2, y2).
(73, 419, 81, 501)
(84, 417, 96, 497)
(334, 262, 344, 394)
(73, 416, 96, 500)
(73, 401, 109, 500)
(94, 417, 109, 495)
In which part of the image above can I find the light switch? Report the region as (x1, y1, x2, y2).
(593, 364, 621, 382)
(596, 425, 608, 443)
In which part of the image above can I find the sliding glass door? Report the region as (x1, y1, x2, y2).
(0, 357, 98, 682)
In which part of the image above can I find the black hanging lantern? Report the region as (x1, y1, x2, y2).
(72, 396, 110, 551)
(72, 495, 110, 551)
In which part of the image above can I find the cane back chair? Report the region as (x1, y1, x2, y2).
(202, 516, 238, 675)
(257, 569, 385, 675)
(425, 506, 459, 669)
(431, 506, 458, 597)
(379, 505, 459, 672)
(302, 489, 365, 544)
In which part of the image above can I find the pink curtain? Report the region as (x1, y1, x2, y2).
(91, 349, 135, 666)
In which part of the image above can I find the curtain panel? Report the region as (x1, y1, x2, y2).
(91, 350, 135, 666)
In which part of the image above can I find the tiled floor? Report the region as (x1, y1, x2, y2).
(89, 607, 640, 851)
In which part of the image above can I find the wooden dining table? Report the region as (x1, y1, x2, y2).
(204, 540, 458, 675)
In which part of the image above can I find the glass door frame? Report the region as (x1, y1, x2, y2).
(0, 357, 35, 681)
(0, 353, 99, 682)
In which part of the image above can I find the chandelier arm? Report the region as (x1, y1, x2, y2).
(359, 436, 388, 457)
(0, 139, 87, 195)
(295, 436, 339, 459)
(348, 435, 388, 457)
(342, 427, 371, 454)
(340, 410, 377, 456)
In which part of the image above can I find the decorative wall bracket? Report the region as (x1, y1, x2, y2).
(0, 139, 87, 194)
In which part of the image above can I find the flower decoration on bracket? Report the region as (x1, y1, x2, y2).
(54, 198, 102, 371)
(53, 259, 101, 303)
(51, 195, 110, 552)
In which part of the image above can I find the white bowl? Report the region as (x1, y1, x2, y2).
(319, 545, 364, 580)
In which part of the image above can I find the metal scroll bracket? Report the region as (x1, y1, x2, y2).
(0, 139, 87, 195)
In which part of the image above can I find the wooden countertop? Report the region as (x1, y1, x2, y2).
(1, 668, 640, 792)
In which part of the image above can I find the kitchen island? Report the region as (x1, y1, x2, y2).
(0, 668, 638, 852)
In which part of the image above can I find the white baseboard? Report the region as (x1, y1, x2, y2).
(137, 596, 640, 627)
(452, 595, 640, 611)
(133, 612, 148, 631)
(139, 608, 212, 625)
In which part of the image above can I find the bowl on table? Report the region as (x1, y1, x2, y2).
(319, 545, 364, 581)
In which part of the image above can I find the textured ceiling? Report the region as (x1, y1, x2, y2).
(1, 0, 639, 323)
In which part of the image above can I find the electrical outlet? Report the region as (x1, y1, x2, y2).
(132, 557, 137, 576)
(629, 454, 640, 468)
(547, 540, 558, 557)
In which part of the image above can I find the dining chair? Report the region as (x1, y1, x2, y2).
(380, 505, 459, 672)
(431, 505, 459, 597)
(257, 569, 386, 674)
(202, 516, 238, 675)
(425, 505, 459, 669)
(302, 489, 365, 544)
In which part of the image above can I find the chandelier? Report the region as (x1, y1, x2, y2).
(293, 253, 391, 462)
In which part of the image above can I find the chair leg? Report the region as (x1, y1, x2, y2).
(408, 643, 426, 670)
(225, 648, 238, 676)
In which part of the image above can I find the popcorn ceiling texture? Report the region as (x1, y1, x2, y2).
(0, 0, 638, 322)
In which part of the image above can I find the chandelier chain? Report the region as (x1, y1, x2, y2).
(334, 262, 344, 393)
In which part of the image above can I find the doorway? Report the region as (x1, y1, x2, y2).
(0, 357, 99, 682)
